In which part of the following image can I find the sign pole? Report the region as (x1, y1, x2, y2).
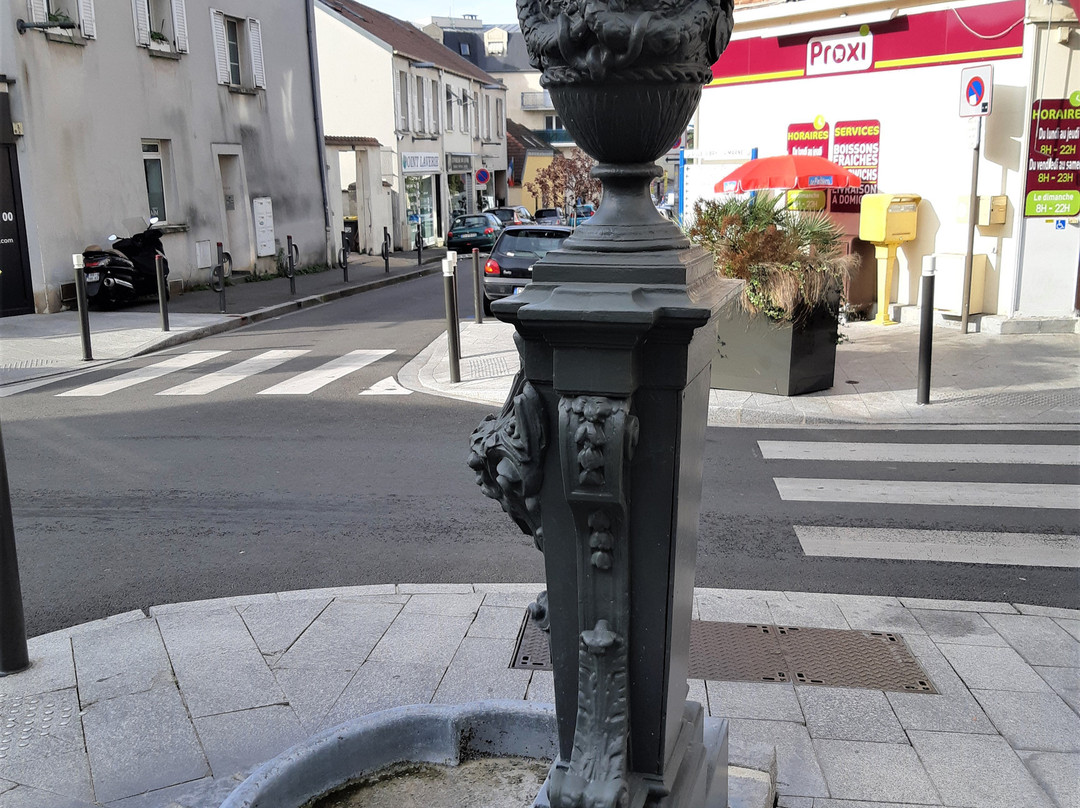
(961, 117, 981, 334)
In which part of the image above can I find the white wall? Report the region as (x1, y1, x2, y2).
(697, 56, 1030, 315)
(7, 1, 326, 312)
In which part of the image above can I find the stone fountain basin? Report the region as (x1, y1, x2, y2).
(219, 701, 559, 808)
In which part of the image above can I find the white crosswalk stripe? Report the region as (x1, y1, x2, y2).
(157, 350, 310, 396)
(360, 376, 413, 396)
(256, 349, 394, 395)
(759, 437, 1080, 567)
(774, 478, 1079, 509)
(56, 351, 229, 397)
(759, 440, 1080, 466)
(793, 526, 1080, 567)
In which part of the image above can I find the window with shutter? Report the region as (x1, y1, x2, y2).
(77, 0, 96, 38)
(247, 18, 265, 88)
(133, 0, 151, 46)
(445, 86, 454, 132)
(210, 9, 231, 83)
(415, 75, 425, 132)
(28, 0, 48, 24)
(427, 79, 437, 135)
(397, 71, 409, 130)
(172, 0, 188, 52)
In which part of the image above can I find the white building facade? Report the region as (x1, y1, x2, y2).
(692, 0, 1078, 326)
(315, 1, 507, 253)
(1, 0, 329, 315)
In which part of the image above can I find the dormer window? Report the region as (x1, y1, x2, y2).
(459, 42, 470, 56)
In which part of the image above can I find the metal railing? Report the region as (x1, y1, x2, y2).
(520, 90, 554, 110)
(531, 128, 575, 145)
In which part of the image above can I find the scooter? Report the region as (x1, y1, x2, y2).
(81, 218, 169, 307)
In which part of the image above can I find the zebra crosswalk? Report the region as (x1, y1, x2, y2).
(52, 348, 409, 398)
(760, 438, 1080, 568)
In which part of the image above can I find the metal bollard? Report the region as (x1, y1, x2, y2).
(214, 242, 227, 313)
(286, 235, 297, 296)
(917, 255, 936, 406)
(442, 257, 461, 383)
(415, 229, 423, 266)
(340, 229, 350, 283)
(382, 227, 391, 274)
(472, 248, 484, 324)
(0, 422, 30, 676)
(155, 254, 170, 332)
(71, 254, 93, 361)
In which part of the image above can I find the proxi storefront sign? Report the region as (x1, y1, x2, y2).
(806, 29, 874, 77)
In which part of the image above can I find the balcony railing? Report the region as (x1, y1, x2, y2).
(521, 90, 554, 110)
(532, 128, 575, 145)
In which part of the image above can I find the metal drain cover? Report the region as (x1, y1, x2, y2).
(511, 614, 937, 694)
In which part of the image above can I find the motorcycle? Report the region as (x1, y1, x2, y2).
(81, 217, 169, 307)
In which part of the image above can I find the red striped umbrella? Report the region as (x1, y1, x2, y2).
(715, 154, 862, 194)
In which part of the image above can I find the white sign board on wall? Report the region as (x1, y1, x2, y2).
(253, 196, 275, 257)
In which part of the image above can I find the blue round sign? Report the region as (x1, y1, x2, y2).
(475, 168, 490, 185)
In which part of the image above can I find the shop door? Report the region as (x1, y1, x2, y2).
(0, 144, 33, 316)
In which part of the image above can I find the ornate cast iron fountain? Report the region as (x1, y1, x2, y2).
(469, 0, 738, 806)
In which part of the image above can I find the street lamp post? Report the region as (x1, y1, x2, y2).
(469, 0, 738, 805)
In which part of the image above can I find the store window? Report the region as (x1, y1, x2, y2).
(449, 173, 468, 218)
(405, 174, 436, 246)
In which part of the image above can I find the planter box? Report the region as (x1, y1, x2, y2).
(710, 297, 838, 396)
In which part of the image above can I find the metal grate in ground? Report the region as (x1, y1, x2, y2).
(511, 613, 937, 694)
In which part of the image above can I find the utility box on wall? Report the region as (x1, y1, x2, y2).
(977, 195, 1007, 226)
(926, 253, 987, 315)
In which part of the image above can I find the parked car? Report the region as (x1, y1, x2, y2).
(656, 204, 679, 224)
(573, 203, 596, 220)
(446, 213, 503, 253)
(484, 206, 535, 226)
(482, 225, 572, 315)
(534, 207, 565, 226)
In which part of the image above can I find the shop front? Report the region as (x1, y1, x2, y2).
(448, 153, 473, 218)
(402, 152, 440, 248)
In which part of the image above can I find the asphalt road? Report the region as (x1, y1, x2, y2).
(2, 275, 1077, 636)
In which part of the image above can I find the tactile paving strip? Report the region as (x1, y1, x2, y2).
(511, 614, 937, 694)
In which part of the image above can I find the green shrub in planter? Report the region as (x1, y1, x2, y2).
(687, 193, 859, 395)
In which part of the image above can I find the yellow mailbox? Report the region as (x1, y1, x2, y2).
(859, 193, 921, 325)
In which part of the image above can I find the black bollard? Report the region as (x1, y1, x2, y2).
(415, 229, 422, 266)
(0, 422, 30, 676)
(442, 257, 461, 383)
(340, 229, 350, 283)
(382, 227, 390, 274)
(214, 242, 227, 313)
(917, 255, 936, 405)
(72, 254, 93, 361)
(472, 248, 483, 324)
(155, 254, 170, 332)
(286, 235, 297, 296)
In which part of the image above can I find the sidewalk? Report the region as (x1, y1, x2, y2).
(1, 586, 1076, 808)
(0, 270, 1077, 807)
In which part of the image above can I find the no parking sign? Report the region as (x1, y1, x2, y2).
(475, 168, 490, 186)
(959, 64, 993, 117)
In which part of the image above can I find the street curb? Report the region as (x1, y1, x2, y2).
(131, 265, 441, 358)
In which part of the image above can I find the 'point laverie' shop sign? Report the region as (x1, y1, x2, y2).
(402, 153, 440, 174)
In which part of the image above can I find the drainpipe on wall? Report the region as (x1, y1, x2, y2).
(305, 0, 333, 265)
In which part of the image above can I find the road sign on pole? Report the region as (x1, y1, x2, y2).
(959, 64, 993, 117)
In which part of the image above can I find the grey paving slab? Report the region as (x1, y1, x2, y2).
(396, 583, 475, 594)
(1034, 666, 1080, 713)
(401, 592, 485, 617)
(468, 605, 528, 639)
(238, 598, 331, 659)
(909, 731, 1057, 808)
(687, 678, 708, 713)
(275, 585, 395, 601)
(0, 688, 91, 803)
(0, 785, 98, 808)
(317, 660, 447, 731)
(0, 633, 75, 698)
(972, 689, 1080, 752)
(81, 683, 209, 803)
(149, 593, 278, 616)
(1016, 604, 1080, 620)
(909, 609, 1008, 647)
(805, 802, 962, 808)
(1018, 751, 1080, 808)
(982, 613, 1080, 668)
(0, 779, 14, 795)
(433, 636, 531, 704)
(271, 661, 355, 733)
(774, 795, 812, 808)
(706, 681, 805, 723)
(274, 600, 403, 669)
(728, 719, 829, 798)
(813, 739, 940, 805)
(833, 601, 925, 634)
(367, 611, 473, 668)
(770, 594, 851, 630)
(156, 609, 285, 718)
(479, 588, 545, 608)
(898, 597, 1018, 614)
(194, 704, 307, 779)
(797, 687, 906, 743)
(696, 590, 775, 624)
(526, 670, 556, 703)
(38, 611, 146, 642)
(72, 618, 173, 707)
(1056, 618, 1080, 642)
(106, 777, 215, 808)
(938, 642, 1054, 693)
